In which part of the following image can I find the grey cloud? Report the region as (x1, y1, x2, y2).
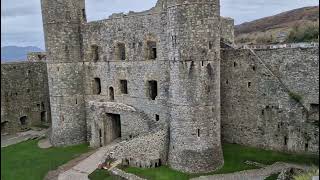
(1, 0, 319, 48)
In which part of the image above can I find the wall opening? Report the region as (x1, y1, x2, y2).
(116, 43, 126, 60)
(156, 114, 160, 121)
(82, 9, 86, 20)
(248, 82, 252, 88)
(120, 80, 128, 94)
(305, 142, 309, 151)
(41, 102, 45, 110)
(20, 116, 28, 125)
(147, 80, 158, 100)
(197, 129, 200, 137)
(252, 66, 256, 71)
(104, 113, 121, 145)
(147, 41, 157, 60)
(109, 87, 115, 101)
(1, 121, 8, 133)
(99, 129, 102, 147)
(234, 62, 237, 67)
(284, 136, 288, 146)
(91, 45, 99, 62)
(41, 111, 46, 122)
(94, 78, 101, 95)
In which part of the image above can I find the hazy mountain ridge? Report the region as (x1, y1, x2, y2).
(1, 46, 43, 62)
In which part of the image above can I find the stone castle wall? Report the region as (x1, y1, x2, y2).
(81, 1, 170, 146)
(221, 47, 319, 154)
(1, 61, 51, 134)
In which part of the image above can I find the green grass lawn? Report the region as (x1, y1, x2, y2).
(1, 139, 91, 180)
(90, 143, 319, 180)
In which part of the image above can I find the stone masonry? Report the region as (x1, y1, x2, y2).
(1, 0, 318, 175)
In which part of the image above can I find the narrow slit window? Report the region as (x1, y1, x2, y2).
(284, 136, 288, 146)
(147, 80, 158, 100)
(94, 78, 101, 95)
(120, 80, 128, 94)
(156, 114, 160, 121)
(197, 129, 200, 137)
(234, 62, 237, 67)
(305, 142, 309, 151)
(248, 82, 252, 88)
(109, 87, 115, 101)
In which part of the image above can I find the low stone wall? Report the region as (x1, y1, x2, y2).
(108, 130, 169, 168)
(109, 168, 146, 180)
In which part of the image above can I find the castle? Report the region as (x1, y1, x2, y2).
(1, 0, 319, 174)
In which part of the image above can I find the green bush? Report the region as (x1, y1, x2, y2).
(286, 22, 319, 43)
(288, 91, 303, 103)
(293, 168, 319, 180)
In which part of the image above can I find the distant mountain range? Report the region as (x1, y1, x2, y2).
(1, 46, 44, 62)
(235, 6, 319, 44)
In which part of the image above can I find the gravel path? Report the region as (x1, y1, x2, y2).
(1, 129, 47, 147)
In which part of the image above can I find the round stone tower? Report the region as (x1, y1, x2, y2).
(167, 0, 224, 173)
(41, 0, 87, 146)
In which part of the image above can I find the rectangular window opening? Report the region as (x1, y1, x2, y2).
(148, 80, 158, 100)
(147, 41, 157, 60)
(120, 80, 128, 94)
(94, 78, 101, 95)
(91, 45, 99, 62)
(116, 43, 126, 60)
(197, 129, 200, 137)
(156, 114, 160, 121)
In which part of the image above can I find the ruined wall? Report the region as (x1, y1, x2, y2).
(27, 52, 47, 62)
(221, 17, 234, 44)
(221, 47, 319, 154)
(113, 130, 169, 168)
(82, 1, 170, 145)
(1, 62, 51, 134)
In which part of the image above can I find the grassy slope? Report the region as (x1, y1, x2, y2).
(1, 140, 90, 180)
(119, 143, 319, 180)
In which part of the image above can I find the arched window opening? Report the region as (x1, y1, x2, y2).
(109, 87, 115, 101)
(20, 116, 28, 125)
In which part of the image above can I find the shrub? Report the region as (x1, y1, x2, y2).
(293, 168, 319, 180)
(288, 91, 303, 103)
(286, 22, 319, 43)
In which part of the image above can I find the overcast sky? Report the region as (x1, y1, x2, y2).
(1, 0, 318, 49)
